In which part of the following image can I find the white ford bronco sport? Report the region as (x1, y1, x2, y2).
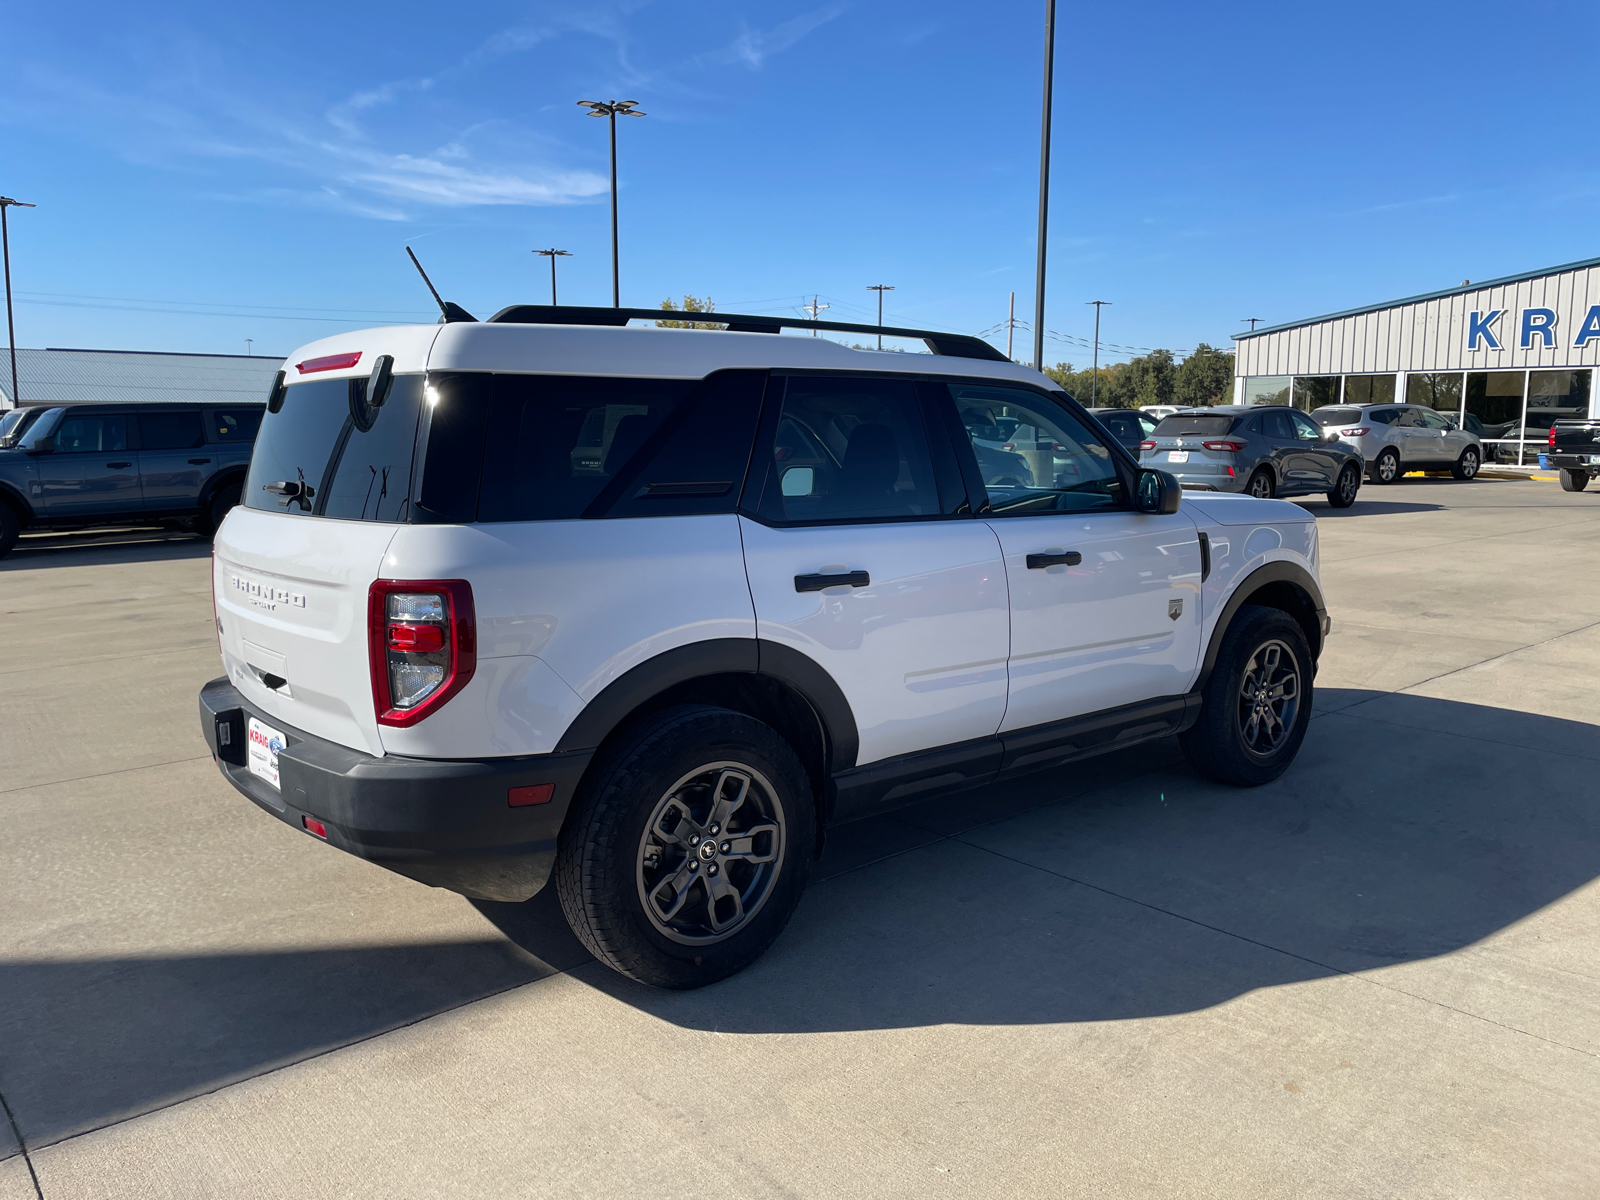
(199, 303, 1328, 988)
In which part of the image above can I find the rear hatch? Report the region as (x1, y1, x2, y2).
(1142, 413, 1241, 480)
(213, 329, 435, 756)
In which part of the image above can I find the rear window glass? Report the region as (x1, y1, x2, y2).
(1153, 415, 1235, 436)
(1311, 407, 1361, 427)
(244, 375, 423, 521)
(210, 408, 263, 442)
(475, 376, 697, 522)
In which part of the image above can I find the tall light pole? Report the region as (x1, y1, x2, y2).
(1086, 300, 1110, 403)
(867, 284, 894, 350)
(1242, 317, 1263, 330)
(0, 196, 36, 409)
(577, 100, 646, 308)
(534, 248, 572, 305)
(1032, 0, 1057, 372)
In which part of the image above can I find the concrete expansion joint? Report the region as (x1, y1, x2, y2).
(0, 1087, 44, 1200)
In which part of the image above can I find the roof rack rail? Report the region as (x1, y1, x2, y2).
(483, 305, 1011, 363)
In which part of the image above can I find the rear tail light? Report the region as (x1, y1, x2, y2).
(368, 580, 476, 726)
(1139, 440, 1157, 451)
(1001, 443, 1015, 451)
(1549, 427, 1558, 447)
(1201, 439, 1246, 452)
(1340, 427, 1370, 436)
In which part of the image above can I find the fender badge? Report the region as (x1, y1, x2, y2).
(1169, 598, 1183, 620)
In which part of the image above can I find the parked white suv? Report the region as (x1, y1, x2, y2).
(1311, 403, 1482, 483)
(199, 305, 1329, 988)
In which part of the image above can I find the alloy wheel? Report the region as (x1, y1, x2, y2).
(1376, 451, 1399, 483)
(1337, 467, 1358, 503)
(637, 762, 786, 945)
(1461, 449, 1478, 478)
(1236, 639, 1301, 758)
(1248, 472, 1273, 499)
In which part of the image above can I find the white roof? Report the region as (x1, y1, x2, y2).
(277, 322, 1050, 387)
(0, 347, 285, 409)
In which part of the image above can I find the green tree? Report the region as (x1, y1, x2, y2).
(656, 295, 723, 330)
(1174, 344, 1235, 407)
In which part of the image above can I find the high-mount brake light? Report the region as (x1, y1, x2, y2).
(1139, 439, 1157, 451)
(368, 580, 476, 727)
(1340, 427, 1370, 436)
(296, 351, 363, 374)
(1202, 439, 1246, 452)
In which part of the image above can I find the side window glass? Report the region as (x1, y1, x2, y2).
(1419, 409, 1451, 429)
(1367, 408, 1396, 426)
(1265, 411, 1296, 440)
(948, 385, 1125, 514)
(55, 415, 128, 453)
(1289, 412, 1321, 441)
(140, 411, 205, 450)
(211, 409, 263, 442)
(756, 376, 945, 522)
(1397, 408, 1426, 428)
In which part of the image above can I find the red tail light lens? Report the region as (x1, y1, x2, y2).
(1001, 443, 1016, 452)
(296, 351, 363, 374)
(368, 580, 476, 727)
(1549, 427, 1558, 447)
(1340, 427, 1370, 436)
(1202, 439, 1246, 452)
(303, 816, 328, 839)
(1139, 439, 1157, 451)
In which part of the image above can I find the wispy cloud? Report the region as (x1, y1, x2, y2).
(704, 5, 846, 69)
(1337, 192, 1461, 218)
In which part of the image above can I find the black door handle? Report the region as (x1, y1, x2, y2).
(1026, 551, 1081, 569)
(795, 570, 870, 592)
(189, 458, 212, 465)
(107, 461, 132, 469)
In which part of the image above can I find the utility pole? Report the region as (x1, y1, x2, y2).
(1007, 291, 1016, 361)
(1242, 317, 1263, 331)
(1086, 300, 1110, 404)
(0, 196, 36, 409)
(534, 248, 572, 305)
(867, 285, 894, 350)
(1032, 0, 1057, 372)
(577, 101, 646, 308)
(802, 295, 829, 336)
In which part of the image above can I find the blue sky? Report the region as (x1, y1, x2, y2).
(4, 0, 1598, 364)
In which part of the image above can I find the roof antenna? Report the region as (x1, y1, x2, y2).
(405, 247, 477, 324)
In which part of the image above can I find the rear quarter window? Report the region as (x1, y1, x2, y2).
(210, 408, 264, 443)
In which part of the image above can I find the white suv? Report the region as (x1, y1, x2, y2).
(199, 304, 1328, 988)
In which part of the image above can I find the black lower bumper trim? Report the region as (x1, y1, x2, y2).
(198, 677, 592, 902)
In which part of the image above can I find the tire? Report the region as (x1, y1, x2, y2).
(1245, 468, 1275, 499)
(1326, 464, 1359, 508)
(1180, 605, 1314, 788)
(1560, 469, 1589, 493)
(0, 503, 18, 560)
(205, 483, 243, 537)
(555, 705, 816, 988)
(1370, 448, 1401, 485)
(1451, 446, 1480, 481)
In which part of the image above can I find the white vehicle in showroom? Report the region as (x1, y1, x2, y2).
(199, 303, 1328, 988)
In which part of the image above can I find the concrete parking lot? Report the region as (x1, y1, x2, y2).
(2, 479, 1598, 1199)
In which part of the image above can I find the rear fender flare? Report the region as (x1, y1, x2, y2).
(199, 467, 248, 511)
(0, 482, 34, 526)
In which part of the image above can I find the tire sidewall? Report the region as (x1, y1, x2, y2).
(1328, 464, 1358, 507)
(1187, 607, 1314, 787)
(559, 706, 815, 988)
(0, 504, 18, 558)
(1372, 449, 1400, 484)
(1247, 469, 1274, 499)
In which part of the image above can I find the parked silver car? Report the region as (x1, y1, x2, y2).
(1139, 405, 1365, 506)
(1309, 404, 1482, 483)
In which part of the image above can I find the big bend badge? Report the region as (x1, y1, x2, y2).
(1169, 598, 1183, 620)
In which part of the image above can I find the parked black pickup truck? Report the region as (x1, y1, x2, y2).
(1548, 420, 1600, 492)
(0, 403, 264, 558)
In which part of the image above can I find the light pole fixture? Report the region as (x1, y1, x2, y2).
(1086, 300, 1110, 403)
(245, 338, 254, 356)
(0, 196, 36, 409)
(1242, 317, 1263, 330)
(867, 284, 895, 350)
(802, 295, 829, 336)
(1033, 0, 1057, 372)
(534, 248, 572, 305)
(577, 100, 646, 308)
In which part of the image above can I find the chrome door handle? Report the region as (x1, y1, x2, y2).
(795, 570, 870, 592)
(107, 461, 132, 468)
(189, 457, 212, 465)
(1026, 551, 1081, 569)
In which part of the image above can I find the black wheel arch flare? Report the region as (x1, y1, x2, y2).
(1195, 561, 1327, 693)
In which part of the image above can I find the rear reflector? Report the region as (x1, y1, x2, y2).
(508, 784, 555, 807)
(296, 351, 363, 374)
(387, 622, 445, 653)
(303, 816, 328, 839)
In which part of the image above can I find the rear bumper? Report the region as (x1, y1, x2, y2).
(198, 677, 592, 902)
(1548, 454, 1600, 474)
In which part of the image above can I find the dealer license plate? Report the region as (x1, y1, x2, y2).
(1167, 450, 1189, 463)
(247, 717, 286, 790)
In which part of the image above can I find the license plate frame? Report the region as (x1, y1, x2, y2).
(1167, 450, 1189, 463)
(247, 716, 286, 790)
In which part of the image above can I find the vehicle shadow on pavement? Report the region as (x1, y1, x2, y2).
(4, 689, 1598, 1146)
(1308, 500, 1446, 517)
(0, 531, 210, 570)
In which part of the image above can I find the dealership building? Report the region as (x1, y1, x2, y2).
(1232, 256, 1600, 463)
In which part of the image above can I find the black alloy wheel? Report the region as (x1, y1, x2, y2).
(1180, 605, 1314, 787)
(1451, 446, 1480, 481)
(1326, 464, 1359, 508)
(1560, 468, 1590, 493)
(1246, 469, 1275, 499)
(1371, 448, 1401, 484)
(556, 705, 815, 988)
(206, 483, 243, 537)
(0, 503, 18, 560)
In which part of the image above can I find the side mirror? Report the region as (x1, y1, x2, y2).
(25, 434, 55, 456)
(1135, 468, 1181, 514)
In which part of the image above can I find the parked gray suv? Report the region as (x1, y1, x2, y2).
(0, 402, 264, 558)
(1139, 405, 1365, 507)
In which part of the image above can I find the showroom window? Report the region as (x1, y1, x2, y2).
(1243, 376, 1291, 406)
(1404, 372, 1463, 411)
(1291, 376, 1341, 411)
(1342, 374, 1396, 405)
